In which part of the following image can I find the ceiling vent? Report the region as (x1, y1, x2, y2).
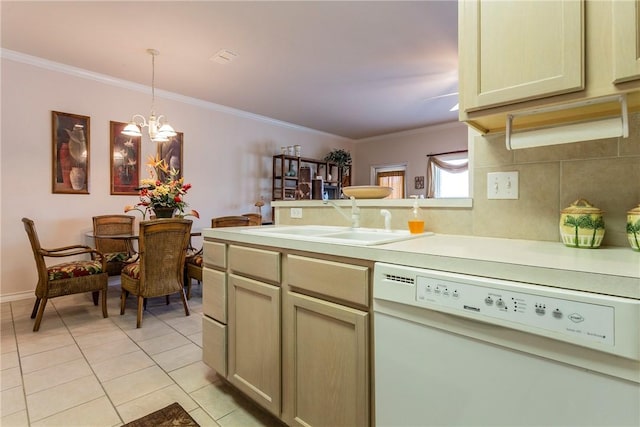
(210, 49, 238, 64)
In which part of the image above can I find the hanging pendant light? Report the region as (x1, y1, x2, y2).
(122, 49, 177, 142)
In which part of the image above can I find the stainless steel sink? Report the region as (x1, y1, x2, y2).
(240, 226, 432, 245)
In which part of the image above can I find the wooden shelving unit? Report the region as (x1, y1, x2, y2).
(272, 155, 350, 201)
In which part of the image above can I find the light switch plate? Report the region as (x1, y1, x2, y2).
(290, 207, 303, 218)
(487, 171, 519, 200)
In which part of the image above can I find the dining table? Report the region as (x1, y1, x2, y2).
(86, 229, 202, 263)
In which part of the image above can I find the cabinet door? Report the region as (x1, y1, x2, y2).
(460, 0, 584, 111)
(613, 0, 640, 83)
(228, 274, 281, 416)
(283, 291, 369, 427)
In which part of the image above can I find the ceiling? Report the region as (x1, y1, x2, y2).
(1, 1, 459, 140)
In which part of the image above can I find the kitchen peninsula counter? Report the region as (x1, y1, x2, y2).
(203, 226, 640, 299)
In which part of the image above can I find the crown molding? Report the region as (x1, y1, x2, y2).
(1, 48, 352, 141)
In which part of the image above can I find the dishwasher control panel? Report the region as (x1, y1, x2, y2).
(373, 262, 640, 360)
(415, 274, 614, 346)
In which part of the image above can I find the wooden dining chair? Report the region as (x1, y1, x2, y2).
(22, 217, 108, 331)
(92, 215, 135, 276)
(183, 215, 250, 299)
(242, 213, 262, 226)
(120, 219, 192, 328)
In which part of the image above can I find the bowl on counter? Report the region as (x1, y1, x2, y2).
(342, 185, 392, 199)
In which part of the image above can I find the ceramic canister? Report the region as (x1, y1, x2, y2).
(559, 199, 605, 248)
(627, 203, 640, 251)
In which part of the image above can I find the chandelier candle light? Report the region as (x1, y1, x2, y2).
(122, 49, 176, 143)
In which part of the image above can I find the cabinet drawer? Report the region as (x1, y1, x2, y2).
(229, 245, 280, 284)
(287, 255, 369, 307)
(203, 241, 226, 269)
(203, 316, 226, 377)
(203, 267, 226, 322)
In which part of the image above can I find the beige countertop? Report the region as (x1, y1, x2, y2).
(203, 226, 640, 300)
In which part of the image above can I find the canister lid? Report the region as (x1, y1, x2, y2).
(628, 203, 640, 214)
(561, 199, 603, 214)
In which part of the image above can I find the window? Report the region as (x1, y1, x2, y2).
(373, 165, 406, 199)
(427, 152, 469, 198)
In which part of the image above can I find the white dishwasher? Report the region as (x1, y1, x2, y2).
(373, 262, 640, 426)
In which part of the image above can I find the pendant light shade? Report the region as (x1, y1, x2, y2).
(123, 49, 176, 142)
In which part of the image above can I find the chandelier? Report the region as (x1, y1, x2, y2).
(122, 49, 176, 142)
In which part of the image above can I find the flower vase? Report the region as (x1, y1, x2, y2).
(153, 207, 175, 218)
(69, 167, 86, 190)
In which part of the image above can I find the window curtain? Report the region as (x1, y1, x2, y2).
(377, 170, 405, 199)
(426, 154, 468, 198)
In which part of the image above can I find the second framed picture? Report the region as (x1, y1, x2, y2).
(156, 133, 183, 181)
(110, 121, 141, 195)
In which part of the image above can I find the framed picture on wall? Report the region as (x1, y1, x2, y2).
(110, 121, 141, 195)
(156, 132, 183, 181)
(52, 111, 90, 194)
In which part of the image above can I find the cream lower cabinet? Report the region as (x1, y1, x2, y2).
(283, 254, 370, 427)
(283, 291, 369, 427)
(227, 273, 281, 416)
(202, 241, 372, 425)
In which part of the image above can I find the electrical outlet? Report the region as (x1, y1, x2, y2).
(290, 208, 303, 218)
(487, 171, 519, 200)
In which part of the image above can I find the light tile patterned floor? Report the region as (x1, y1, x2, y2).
(1, 279, 283, 427)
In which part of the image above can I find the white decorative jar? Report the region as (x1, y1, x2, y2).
(627, 203, 640, 252)
(559, 199, 605, 248)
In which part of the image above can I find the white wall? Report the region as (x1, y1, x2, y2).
(353, 122, 468, 197)
(0, 53, 352, 298)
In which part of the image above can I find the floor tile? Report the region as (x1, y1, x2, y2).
(26, 375, 104, 422)
(169, 360, 218, 393)
(23, 358, 93, 395)
(80, 336, 139, 365)
(165, 315, 203, 336)
(74, 328, 129, 350)
(152, 342, 202, 372)
(189, 407, 220, 427)
(92, 349, 155, 382)
(187, 331, 203, 347)
(190, 381, 241, 420)
(136, 330, 191, 355)
(2, 367, 24, 391)
(102, 365, 173, 406)
(1, 350, 20, 370)
(1, 409, 29, 427)
(115, 384, 198, 423)
(20, 344, 82, 374)
(15, 332, 75, 357)
(1, 385, 26, 417)
(31, 396, 121, 427)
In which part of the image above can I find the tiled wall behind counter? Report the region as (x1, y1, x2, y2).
(471, 111, 640, 247)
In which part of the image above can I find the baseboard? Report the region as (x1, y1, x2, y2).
(0, 290, 34, 303)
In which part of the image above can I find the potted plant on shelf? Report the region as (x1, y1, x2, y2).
(323, 148, 352, 186)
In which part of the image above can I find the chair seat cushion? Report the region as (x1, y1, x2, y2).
(48, 260, 104, 280)
(105, 252, 129, 263)
(186, 254, 203, 267)
(121, 261, 140, 279)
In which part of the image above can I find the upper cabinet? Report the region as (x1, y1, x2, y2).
(459, 0, 584, 112)
(459, 0, 640, 134)
(613, 0, 640, 83)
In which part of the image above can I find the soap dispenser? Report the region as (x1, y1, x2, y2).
(408, 195, 425, 234)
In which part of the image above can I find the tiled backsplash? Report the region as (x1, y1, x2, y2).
(277, 112, 639, 247)
(471, 111, 640, 247)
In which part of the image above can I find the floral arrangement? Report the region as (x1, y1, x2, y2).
(125, 155, 198, 219)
